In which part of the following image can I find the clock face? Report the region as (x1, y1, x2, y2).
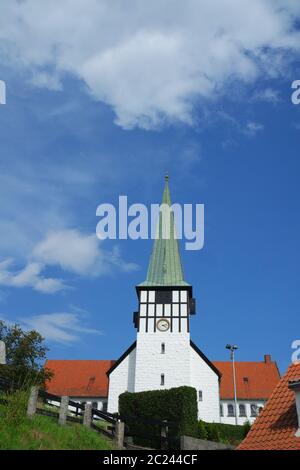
(157, 318, 170, 332)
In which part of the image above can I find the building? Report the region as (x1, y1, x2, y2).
(45, 359, 113, 412)
(216, 355, 280, 425)
(45, 177, 280, 424)
(238, 361, 300, 450)
(106, 176, 221, 421)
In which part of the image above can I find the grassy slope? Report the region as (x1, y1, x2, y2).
(0, 414, 117, 450)
(0, 392, 117, 450)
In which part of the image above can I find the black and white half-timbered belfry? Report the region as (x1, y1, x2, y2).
(107, 176, 220, 422)
(46, 177, 280, 425)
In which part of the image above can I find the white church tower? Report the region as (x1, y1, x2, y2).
(107, 177, 221, 422)
(134, 175, 194, 392)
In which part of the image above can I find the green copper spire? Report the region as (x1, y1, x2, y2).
(139, 175, 190, 287)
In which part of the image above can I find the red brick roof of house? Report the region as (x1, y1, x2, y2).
(213, 355, 280, 400)
(45, 354, 280, 402)
(45, 360, 114, 397)
(238, 362, 300, 450)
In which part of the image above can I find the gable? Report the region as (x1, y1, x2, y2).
(190, 340, 222, 379)
(106, 341, 136, 376)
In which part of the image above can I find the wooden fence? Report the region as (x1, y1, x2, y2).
(26, 387, 172, 449)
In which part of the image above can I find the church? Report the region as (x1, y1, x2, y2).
(46, 178, 280, 425)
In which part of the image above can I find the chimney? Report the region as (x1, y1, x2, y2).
(289, 379, 300, 437)
(264, 354, 271, 364)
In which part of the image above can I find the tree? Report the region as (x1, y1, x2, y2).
(0, 320, 53, 390)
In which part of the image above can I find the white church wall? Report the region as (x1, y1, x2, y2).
(134, 332, 191, 393)
(107, 347, 136, 413)
(190, 346, 220, 423)
(220, 399, 265, 425)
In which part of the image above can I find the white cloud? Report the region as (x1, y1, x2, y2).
(29, 71, 63, 91)
(0, 0, 300, 129)
(33, 230, 100, 275)
(0, 229, 138, 294)
(20, 312, 103, 343)
(245, 121, 265, 135)
(0, 258, 66, 293)
(33, 229, 138, 276)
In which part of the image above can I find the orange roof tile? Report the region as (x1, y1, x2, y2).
(213, 357, 280, 400)
(45, 360, 115, 397)
(238, 362, 300, 450)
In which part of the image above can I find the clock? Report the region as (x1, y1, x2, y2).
(157, 318, 170, 332)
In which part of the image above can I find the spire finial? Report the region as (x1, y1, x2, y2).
(165, 173, 169, 182)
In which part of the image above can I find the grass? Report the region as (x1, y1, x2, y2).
(0, 390, 117, 450)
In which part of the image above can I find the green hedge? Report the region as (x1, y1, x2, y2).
(198, 420, 251, 445)
(119, 386, 198, 449)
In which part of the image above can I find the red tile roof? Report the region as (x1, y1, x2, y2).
(238, 362, 300, 450)
(213, 358, 280, 400)
(45, 360, 114, 397)
(44, 355, 280, 402)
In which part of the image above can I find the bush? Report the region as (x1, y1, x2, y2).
(119, 386, 198, 449)
(197, 420, 251, 445)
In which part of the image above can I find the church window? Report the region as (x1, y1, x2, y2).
(92, 402, 98, 410)
(239, 404, 246, 417)
(220, 404, 223, 417)
(227, 404, 235, 416)
(198, 390, 203, 401)
(161, 343, 165, 354)
(156, 291, 172, 304)
(250, 404, 258, 416)
(161, 374, 165, 386)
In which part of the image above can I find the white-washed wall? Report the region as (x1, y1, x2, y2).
(190, 346, 220, 423)
(107, 347, 136, 413)
(220, 399, 266, 425)
(134, 332, 191, 392)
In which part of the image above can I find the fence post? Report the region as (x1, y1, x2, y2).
(27, 386, 39, 417)
(83, 403, 92, 428)
(114, 420, 125, 449)
(59, 396, 69, 426)
(161, 420, 168, 450)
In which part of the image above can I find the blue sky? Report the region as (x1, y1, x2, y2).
(0, 1, 300, 373)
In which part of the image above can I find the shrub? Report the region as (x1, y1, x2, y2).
(197, 420, 208, 440)
(119, 386, 198, 449)
(197, 420, 251, 445)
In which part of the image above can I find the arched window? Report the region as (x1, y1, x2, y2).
(161, 374, 165, 386)
(227, 404, 235, 417)
(239, 404, 246, 417)
(251, 404, 258, 417)
(161, 343, 165, 354)
(220, 404, 224, 417)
